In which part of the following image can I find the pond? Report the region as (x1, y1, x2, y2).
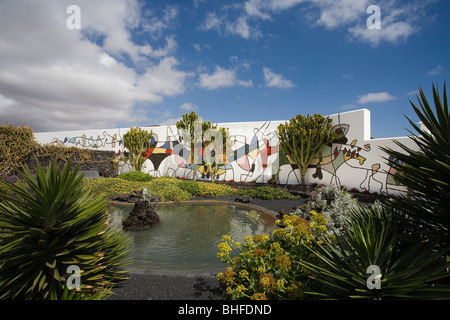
(107, 202, 277, 272)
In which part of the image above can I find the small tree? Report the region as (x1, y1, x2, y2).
(176, 111, 203, 181)
(176, 111, 232, 182)
(204, 126, 232, 182)
(278, 113, 335, 188)
(122, 126, 153, 172)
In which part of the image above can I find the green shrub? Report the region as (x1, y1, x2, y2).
(0, 124, 94, 180)
(238, 186, 296, 200)
(179, 180, 200, 195)
(118, 171, 153, 182)
(148, 175, 180, 190)
(293, 184, 358, 234)
(83, 176, 191, 202)
(83, 178, 149, 198)
(139, 176, 191, 201)
(154, 184, 192, 202)
(0, 160, 132, 300)
(197, 182, 234, 197)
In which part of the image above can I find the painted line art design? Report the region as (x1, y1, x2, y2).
(41, 110, 408, 195)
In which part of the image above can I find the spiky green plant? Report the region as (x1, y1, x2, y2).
(380, 82, 450, 249)
(278, 114, 335, 188)
(0, 160, 132, 300)
(299, 205, 450, 300)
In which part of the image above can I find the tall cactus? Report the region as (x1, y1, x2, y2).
(278, 114, 335, 188)
(176, 111, 231, 181)
(176, 111, 207, 181)
(205, 126, 232, 182)
(122, 126, 153, 172)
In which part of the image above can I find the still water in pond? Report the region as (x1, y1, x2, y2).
(108, 202, 276, 271)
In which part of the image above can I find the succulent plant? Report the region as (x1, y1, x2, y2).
(0, 160, 132, 299)
(278, 114, 335, 188)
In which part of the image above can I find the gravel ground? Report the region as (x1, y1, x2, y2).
(108, 196, 307, 300)
(108, 269, 225, 300)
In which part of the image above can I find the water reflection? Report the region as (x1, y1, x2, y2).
(107, 202, 276, 271)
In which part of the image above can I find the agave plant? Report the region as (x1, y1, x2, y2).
(380, 82, 450, 248)
(298, 205, 450, 299)
(0, 160, 132, 300)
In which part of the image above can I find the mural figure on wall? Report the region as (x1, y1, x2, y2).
(230, 121, 279, 183)
(136, 121, 280, 183)
(49, 131, 122, 150)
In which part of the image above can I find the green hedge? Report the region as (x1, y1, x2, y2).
(117, 171, 153, 182)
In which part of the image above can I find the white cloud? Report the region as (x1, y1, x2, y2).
(346, 1, 435, 46)
(357, 92, 396, 104)
(427, 65, 444, 76)
(136, 57, 194, 98)
(199, 12, 223, 32)
(238, 79, 254, 87)
(262, 67, 295, 89)
(142, 5, 179, 39)
(226, 15, 263, 39)
(245, 0, 272, 20)
(179, 102, 198, 111)
(98, 52, 118, 68)
(407, 90, 420, 96)
(348, 20, 416, 47)
(0, 0, 191, 132)
(244, 0, 306, 17)
(198, 65, 253, 90)
(192, 43, 202, 52)
(206, 0, 435, 45)
(316, 0, 368, 29)
(199, 66, 236, 89)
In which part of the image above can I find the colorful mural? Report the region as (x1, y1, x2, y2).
(49, 131, 122, 150)
(36, 109, 414, 195)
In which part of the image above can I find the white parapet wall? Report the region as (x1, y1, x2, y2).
(34, 108, 418, 195)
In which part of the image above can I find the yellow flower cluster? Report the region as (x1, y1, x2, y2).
(275, 254, 292, 270)
(83, 175, 194, 201)
(259, 273, 276, 290)
(216, 209, 331, 300)
(273, 211, 328, 244)
(83, 177, 151, 197)
(197, 182, 234, 197)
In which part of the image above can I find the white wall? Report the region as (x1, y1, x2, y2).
(34, 109, 418, 195)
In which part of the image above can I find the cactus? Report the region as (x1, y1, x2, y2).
(277, 114, 335, 188)
(122, 126, 153, 172)
(176, 111, 231, 181)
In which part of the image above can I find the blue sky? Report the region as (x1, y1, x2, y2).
(0, 0, 448, 138)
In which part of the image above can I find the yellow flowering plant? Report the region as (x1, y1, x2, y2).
(216, 210, 332, 300)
